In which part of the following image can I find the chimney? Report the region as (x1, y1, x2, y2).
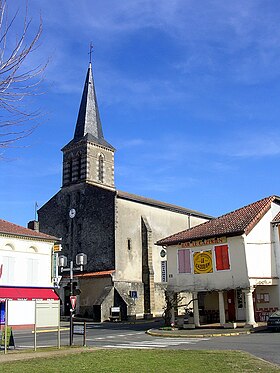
(28, 220, 40, 232)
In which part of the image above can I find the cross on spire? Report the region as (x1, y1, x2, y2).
(89, 42, 93, 63)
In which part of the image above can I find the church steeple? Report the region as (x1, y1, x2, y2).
(73, 63, 113, 150)
(62, 61, 115, 190)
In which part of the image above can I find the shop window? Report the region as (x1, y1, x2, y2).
(215, 244, 230, 271)
(178, 249, 191, 273)
(256, 293, 270, 303)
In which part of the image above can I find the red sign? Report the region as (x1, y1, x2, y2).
(70, 295, 77, 310)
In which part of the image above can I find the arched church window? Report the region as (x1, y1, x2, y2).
(77, 153, 82, 180)
(69, 158, 73, 182)
(77, 157, 81, 179)
(98, 154, 104, 183)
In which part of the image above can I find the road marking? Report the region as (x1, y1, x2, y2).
(87, 332, 144, 341)
(100, 337, 209, 349)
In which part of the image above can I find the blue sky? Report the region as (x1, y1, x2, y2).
(1, 0, 280, 227)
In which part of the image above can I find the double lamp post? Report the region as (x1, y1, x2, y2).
(58, 252, 87, 346)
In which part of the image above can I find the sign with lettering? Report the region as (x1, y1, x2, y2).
(0, 302, 5, 324)
(73, 322, 86, 346)
(182, 237, 227, 248)
(193, 250, 213, 274)
(1, 326, 15, 348)
(53, 244, 62, 252)
(73, 323, 85, 335)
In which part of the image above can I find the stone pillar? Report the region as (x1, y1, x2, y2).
(243, 288, 258, 327)
(192, 292, 200, 327)
(218, 291, 226, 325)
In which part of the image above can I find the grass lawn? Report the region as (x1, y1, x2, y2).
(1, 349, 280, 373)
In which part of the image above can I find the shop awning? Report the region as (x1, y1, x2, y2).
(0, 287, 59, 301)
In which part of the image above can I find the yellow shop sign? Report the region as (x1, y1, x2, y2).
(193, 250, 213, 274)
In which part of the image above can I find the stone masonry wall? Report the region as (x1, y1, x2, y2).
(38, 183, 116, 272)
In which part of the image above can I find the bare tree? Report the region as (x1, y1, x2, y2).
(162, 290, 197, 327)
(0, 0, 45, 154)
(162, 290, 184, 326)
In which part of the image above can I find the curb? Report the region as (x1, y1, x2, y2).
(146, 328, 252, 338)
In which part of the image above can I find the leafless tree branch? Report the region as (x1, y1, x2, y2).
(0, 0, 46, 153)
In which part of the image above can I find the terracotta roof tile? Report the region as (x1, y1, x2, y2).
(75, 270, 115, 278)
(157, 196, 280, 246)
(272, 211, 280, 223)
(0, 219, 59, 241)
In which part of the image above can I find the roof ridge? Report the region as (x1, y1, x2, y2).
(157, 195, 279, 246)
(117, 189, 212, 218)
(0, 218, 59, 240)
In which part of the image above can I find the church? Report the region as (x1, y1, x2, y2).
(38, 62, 211, 321)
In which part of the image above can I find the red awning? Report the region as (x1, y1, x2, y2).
(0, 287, 59, 301)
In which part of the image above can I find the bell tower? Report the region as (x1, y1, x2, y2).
(62, 63, 115, 190)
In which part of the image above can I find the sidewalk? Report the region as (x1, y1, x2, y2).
(147, 322, 268, 338)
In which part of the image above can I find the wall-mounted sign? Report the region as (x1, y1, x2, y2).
(181, 237, 227, 248)
(193, 250, 213, 274)
(129, 291, 138, 299)
(53, 244, 62, 252)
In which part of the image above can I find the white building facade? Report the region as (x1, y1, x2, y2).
(157, 196, 280, 327)
(0, 219, 60, 327)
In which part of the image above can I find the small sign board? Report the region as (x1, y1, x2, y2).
(70, 296, 77, 310)
(129, 291, 138, 299)
(1, 327, 15, 349)
(73, 322, 86, 346)
(53, 244, 62, 252)
(73, 323, 85, 335)
(110, 306, 121, 322)
(0, 302, 5, 324)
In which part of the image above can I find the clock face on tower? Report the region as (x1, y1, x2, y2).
(69, 208, 76, 219)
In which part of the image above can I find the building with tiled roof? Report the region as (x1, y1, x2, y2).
(156, 196, 280, 328)
(157, 196, 278, 245)
(38, 62, 211, 322)
(0, 218, 60, 327)
(0, 218, 59, 241)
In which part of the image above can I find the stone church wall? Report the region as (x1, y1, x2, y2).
(114, 196, 209, 317)
(38, 183, 116, 272)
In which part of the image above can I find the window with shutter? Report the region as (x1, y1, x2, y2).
(178, 249, 191, 273)
(215, 244, 230, 271)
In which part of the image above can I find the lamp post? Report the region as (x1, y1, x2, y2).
(58, 253, 87, 346)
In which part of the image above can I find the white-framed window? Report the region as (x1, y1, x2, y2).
(1, 256, 15, 284)
(27, 258, 39, 285)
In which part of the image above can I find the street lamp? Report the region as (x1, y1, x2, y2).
(58, 253, 87, 346)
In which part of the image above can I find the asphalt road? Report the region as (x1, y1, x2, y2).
(7, 321, 280, 367)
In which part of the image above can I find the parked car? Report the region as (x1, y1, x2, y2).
(267, 311, 280, 331)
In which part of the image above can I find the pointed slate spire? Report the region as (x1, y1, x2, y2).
(73, 63, 114, 149)
(74, 62, 102, 139)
